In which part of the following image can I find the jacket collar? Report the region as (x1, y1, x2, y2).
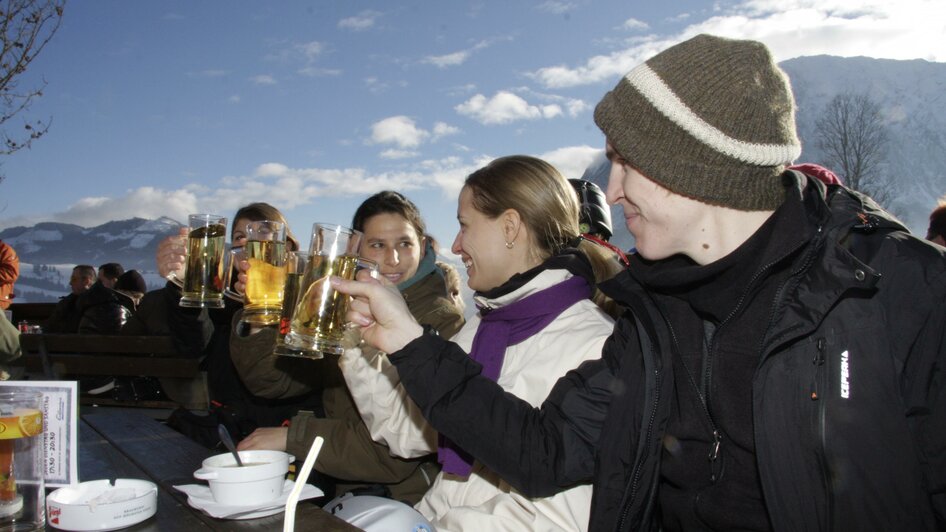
(758, 171, 902, 355)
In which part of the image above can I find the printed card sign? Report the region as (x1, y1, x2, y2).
(0, 381, 78, 487)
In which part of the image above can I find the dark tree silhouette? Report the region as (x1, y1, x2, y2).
(815, 92, 893, 206)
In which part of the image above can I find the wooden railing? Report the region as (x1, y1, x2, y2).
(17, 333, 206, 410)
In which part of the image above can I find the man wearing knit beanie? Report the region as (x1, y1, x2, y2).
(329, 34, 946, 531)
(584, 34, 946, 530)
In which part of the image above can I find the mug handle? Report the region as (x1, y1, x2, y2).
(193, 468, 219, 481)
(222, 247, 246, 303)
(165, 271, 185, 290)
(355, 257, 380, 280)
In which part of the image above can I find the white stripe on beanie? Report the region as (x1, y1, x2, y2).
(625, 64, 801, 166)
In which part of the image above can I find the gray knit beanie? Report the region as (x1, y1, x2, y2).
(594, 34, 801, 211)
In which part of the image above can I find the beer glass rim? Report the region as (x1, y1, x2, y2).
(310, 222, 358, 235)
(246, 220, 287, 240)
(246, 219, 285, 229)
(188, 213, 227, 223)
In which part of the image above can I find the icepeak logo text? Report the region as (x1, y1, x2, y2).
(840, 350, 851, 399)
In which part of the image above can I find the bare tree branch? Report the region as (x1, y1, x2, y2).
(0, 0, 64, 172)
(815, 92, 894, 207)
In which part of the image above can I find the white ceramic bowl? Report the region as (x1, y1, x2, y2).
(47, 479, 157, 531)
(193, 450, 294, 506)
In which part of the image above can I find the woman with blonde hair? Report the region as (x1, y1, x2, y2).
(337, 155, 622, 531)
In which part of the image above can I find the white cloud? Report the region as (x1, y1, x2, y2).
(432, 122, 460, 141)
(295, 41, 324, 61)
(228, 95, 241, 104)
(251, 74, 277, 85)
(370, 116, 430, 148)
(338, 10, 382, 31)
(530, 0, 946, 88)
(455, 91, 564, 125)
(297, 66, 342, 77)
(423, 51, 470, 68)
(12, 187, 202, 229)
(421, 37, 509, 69)
(566, 99, 590, 117)
(0, 151, 598, 232)
(622, 18, 649, 30)
(529, 43, 662, 89)
(539, 145, 603, 179)
(380, 149, 420, 160)
(536, 1, 581, 14)
(516, 86, 590, 118)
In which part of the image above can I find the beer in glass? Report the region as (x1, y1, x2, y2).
(179, 214, 228, 308)
(241, 220, 288, 325)
(0, 390, 45, 530)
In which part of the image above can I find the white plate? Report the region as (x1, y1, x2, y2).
(174, 479, 323, 520)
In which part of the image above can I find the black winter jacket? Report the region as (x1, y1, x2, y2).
(388, 175, 946, 531)
(77, 282, 133, 334)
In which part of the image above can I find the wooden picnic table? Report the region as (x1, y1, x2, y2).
(75, 410, 359, 531)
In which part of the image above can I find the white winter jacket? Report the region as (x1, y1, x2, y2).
(340, 268, 614, 531)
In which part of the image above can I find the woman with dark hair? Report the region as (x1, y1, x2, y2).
(153, 202, 318, 442)
(234, 190, 465, 503)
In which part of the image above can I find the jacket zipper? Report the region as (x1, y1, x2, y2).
(618, 367, 661, 531)
(812, 337, 832, 530)
(692, 257, 778, 481)
(810, 338, 825, 401)
(617, 316, 663, 531)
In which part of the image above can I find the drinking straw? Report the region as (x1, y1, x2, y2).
(283, 436, 324, 532)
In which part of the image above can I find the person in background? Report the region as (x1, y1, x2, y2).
(334, 34, 946, 530)
(788, 162, 842, 186)
(439, 259, 465, 312)
(114, 269, 147, 308)
(236, 191, 466, 504)
(97, 262, 124, 289)
(0, 240, 18, 311)
(569, 178, 613, 242)
(337, 157, 622, 530)
(45, 264, 96, 333)
(926, 199, 946, 246)
(0, 310, 21, 380)
(76, 279, 133, 334)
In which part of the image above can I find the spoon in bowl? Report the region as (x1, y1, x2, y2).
(217, 424, 244, 467)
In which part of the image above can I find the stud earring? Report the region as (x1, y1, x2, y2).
(505, 241, 514, 249)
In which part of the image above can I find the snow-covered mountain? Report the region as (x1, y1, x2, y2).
(1, 217, 181, 302)
(783, 55, 946, 234)
(4, 55, 945, 302)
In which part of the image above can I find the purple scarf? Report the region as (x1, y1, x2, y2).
(438, 275, 592, 476)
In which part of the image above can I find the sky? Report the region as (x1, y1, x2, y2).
(0, 0, 944, 261)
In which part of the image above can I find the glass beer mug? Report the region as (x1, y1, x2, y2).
(0, 390, 45, 531)
(175, 214, 228, 309)
(240, 220, 288, 326)
(283, 223, 378, 357)
(273, 251, 319, 358)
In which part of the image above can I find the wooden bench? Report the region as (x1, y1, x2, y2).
(17, 334, 207, 411)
